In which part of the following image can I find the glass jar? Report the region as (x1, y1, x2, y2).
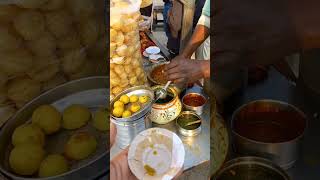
(110, 0, 147, 99)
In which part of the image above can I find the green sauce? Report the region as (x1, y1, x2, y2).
(178, 114, 200, 130)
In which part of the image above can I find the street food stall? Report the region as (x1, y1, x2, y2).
(110, 0, 210, 179)
(0, 0, 108, 179)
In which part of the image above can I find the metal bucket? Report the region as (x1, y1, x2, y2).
(110, 86, 154, 149)
(231, 100, 307, 169)
(111, 113, 152, 149)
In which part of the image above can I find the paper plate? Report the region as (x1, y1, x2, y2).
(128, 128, 185, 180)
(146, 46, 161, 55)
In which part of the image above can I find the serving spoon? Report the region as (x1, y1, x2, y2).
(185, 120, 202, 126)
(155, 81, 172, 101)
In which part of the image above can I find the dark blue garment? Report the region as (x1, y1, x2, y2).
(193, 0, 206, 29)
(163, 2, 172, 37)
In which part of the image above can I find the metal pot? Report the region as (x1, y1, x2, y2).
(231, 100, 307, 169)
(0, 77, 108, 180)
(110, 86, 154, 149)
(149, 85, 182, 124)
(213, 157, 290, 180)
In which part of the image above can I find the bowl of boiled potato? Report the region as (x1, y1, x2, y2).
(0, 77, 108, 180)
(110, 86, 154, 121)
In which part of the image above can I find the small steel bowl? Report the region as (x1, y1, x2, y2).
(176, 111, 202, 137)
(182, 92, 207, 115)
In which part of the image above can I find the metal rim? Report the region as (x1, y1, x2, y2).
(215, 156, 291, 180)
(110, 86, 154, 122)
(231, 99, 308, 145)
(182, 92, 207, 108)
(176, 111, 202, 136)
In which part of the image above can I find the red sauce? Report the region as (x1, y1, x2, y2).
(233, 106, 306, 143)
(183, 94, 206, 107)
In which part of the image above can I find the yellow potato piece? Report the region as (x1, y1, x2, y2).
(62, 104, 91, 130)
(122, 110, 132, 118)
(130, 103, 141, 113)
(93, 109, 109, 131)
(139, 95, 149, 104)
(112, 107, 124, 118)
(113, 100, 124, 108)
(9, 144, 45, 176)
(119, 95, 130, 104)
(12, 124, 45, 147)
(32, 105, 61, 135)
(129, 95, 138, 103)
(38, 154, 69, 178)
(64, 132, 97, 160)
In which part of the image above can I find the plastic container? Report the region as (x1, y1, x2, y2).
(110, 0, 147, 99)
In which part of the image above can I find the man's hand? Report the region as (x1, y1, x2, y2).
(212, 0, 320, 74)
(165, 58, 210, 84)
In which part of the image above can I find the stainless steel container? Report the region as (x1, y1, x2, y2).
(182, 93, 207, 115)
(110, 86, 154, 149)
(0, 77, 108, 180)
(213, 157, 290, 180)
(176, 111, 202, 137)
(231, 100, 307, 169)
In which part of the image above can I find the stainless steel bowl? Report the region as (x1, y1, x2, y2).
(182, 92, 207, 115)
(176, 111, 202, 137)
(110, 86, 154, 149)
(214, 157, 290, 180)
(231, 100, 307, 169)
(0, 76, 108, 180)
(146, 63, 184, 94)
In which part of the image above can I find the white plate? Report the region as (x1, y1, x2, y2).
(146, 46, 161, 55)
(128, 128, 185, 180)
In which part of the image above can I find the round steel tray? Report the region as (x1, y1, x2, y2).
(0, 76, 108, 180)
(210, 114, 229, 177)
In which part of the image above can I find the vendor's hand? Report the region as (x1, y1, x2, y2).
(212, 0, 320, 74)
(165, 58, 210, 84)
(110, 147, 137, 180)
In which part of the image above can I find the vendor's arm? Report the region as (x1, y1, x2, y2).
(179, 0, 211, 58)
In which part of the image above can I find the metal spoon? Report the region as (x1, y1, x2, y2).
(155, 81, 172, 100)
(185, 120, 202, 126)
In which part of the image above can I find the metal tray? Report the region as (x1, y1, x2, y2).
(0, 76, 108, 180)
